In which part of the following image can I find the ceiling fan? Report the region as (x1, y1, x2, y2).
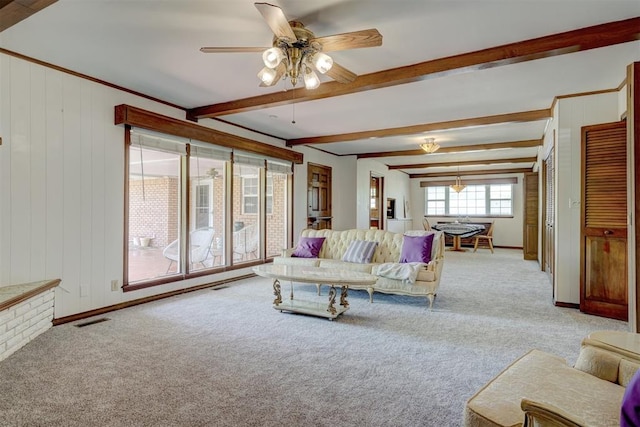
(200, 2, 383, 90)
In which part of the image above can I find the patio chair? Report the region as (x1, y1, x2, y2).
(233, 224, 258, 261)
(163, 227, 215, 273)
(473, 221, 494, 253)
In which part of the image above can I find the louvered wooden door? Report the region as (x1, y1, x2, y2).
(580, 120, 627, 320)
(523, 172, 539, 260)
(543, 147, 555, 282)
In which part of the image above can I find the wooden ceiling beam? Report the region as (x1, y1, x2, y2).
(389, 156, 538, 170)
(188, 17, 640, 119)
(0, 0, 57, 32)
(357, 139, 542, 159)
(410, 167, 532, 179)
(287, 109, 550, 146)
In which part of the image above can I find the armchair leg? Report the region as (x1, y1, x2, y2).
(488, 239, 494, 253)
(316, 283, 321, 295)
(166, 260, 174, 274)
(473, 238, 479, 252)
(367, 288, 374, 303)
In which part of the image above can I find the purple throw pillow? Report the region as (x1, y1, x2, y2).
(400, 234, 435, 263)
(292, 237, 325, 258)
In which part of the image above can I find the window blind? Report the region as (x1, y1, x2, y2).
(266, 159, 293, 175)
(131, 129, 188, 156)
(190, 143, 232, 161)
(234, 152, 266, 167)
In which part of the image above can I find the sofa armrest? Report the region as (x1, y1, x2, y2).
(521, 398, 585, 427)
(281, 248, 295, 257)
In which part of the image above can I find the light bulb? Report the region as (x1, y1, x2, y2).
(257, 67, 278, 85)
(304, 68, 320, 90)
(262, 47, 284, 68)
(311, 52, 333, 74)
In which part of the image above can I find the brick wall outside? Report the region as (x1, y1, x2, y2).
(129, 177, 179, 248)
(130, 171, 287, 260)
(0, 289, 55, 362)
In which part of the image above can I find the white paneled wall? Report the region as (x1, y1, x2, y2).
(553, 92, 620, 304)
(0, 53, 241, 318)
(356, 158, 412, 230)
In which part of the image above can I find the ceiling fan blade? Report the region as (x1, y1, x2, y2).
(325, 62, 357, 83)
(259, 62, 287, 87)
(312, 29, 382, 52)
(254, 2, 297, 41)
(200, 47, 269, 53)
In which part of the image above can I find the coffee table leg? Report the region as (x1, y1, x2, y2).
(340, 285, 349, 308)
(327, 285, 337, 315)
(273, 279, 282, 306)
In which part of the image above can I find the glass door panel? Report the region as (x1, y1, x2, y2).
(127, 146, 181, 282)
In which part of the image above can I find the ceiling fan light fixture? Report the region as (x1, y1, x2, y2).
(257, 66, 278, 85)
(420, 138, 440, 154)
(311, 52, 333, 74)
(262, 47, 285, 68)
(303, 67, 321, 90)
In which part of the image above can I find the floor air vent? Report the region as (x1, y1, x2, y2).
(74, 318, 110, 328)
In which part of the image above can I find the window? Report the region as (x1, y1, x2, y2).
(425, 187, 446, 215)
(125, 128, 293, 287)
(242, 177, 273, 215)
(242, 177, 259, 214)
(490, 184, 512, 215)
(425, 184, 513, 216)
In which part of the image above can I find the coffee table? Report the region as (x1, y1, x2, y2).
(253, 264, 377, 320)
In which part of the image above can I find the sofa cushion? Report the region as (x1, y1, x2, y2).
(318, 259, 375, 273)
(342, 240, 378, 264)
(292, 237, 325, 258)
(400, 234, 434, 263)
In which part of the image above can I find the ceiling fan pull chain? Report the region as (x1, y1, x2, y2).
(291, 84, 296, 124)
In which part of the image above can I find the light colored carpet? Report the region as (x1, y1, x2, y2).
(0, 249, 628, 426)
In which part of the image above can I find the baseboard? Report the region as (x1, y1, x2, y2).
(554, 301, 579, 309)
(53, 274, 255, 325)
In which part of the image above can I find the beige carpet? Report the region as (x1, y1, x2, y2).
(0, 249, 628, 426)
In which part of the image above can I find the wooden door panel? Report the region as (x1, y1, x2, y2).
(307, 163, 332, 229)
(523, 172, 538, 260)
(584, 236, 627, 303)
(581, 120, 627, 320)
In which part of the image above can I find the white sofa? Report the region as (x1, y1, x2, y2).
(273, 228, 445, 308)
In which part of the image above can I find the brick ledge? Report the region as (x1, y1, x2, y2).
(0, 279, 61, 312)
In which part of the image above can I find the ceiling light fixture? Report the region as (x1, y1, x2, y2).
(257, 22, 333, 90)
(451, 167, 466, 193)
(420, 138, 440, 154)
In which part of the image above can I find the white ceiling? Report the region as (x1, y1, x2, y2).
(1, 0, 639, 176)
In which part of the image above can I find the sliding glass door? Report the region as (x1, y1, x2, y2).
(124, 129, 292, 288)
